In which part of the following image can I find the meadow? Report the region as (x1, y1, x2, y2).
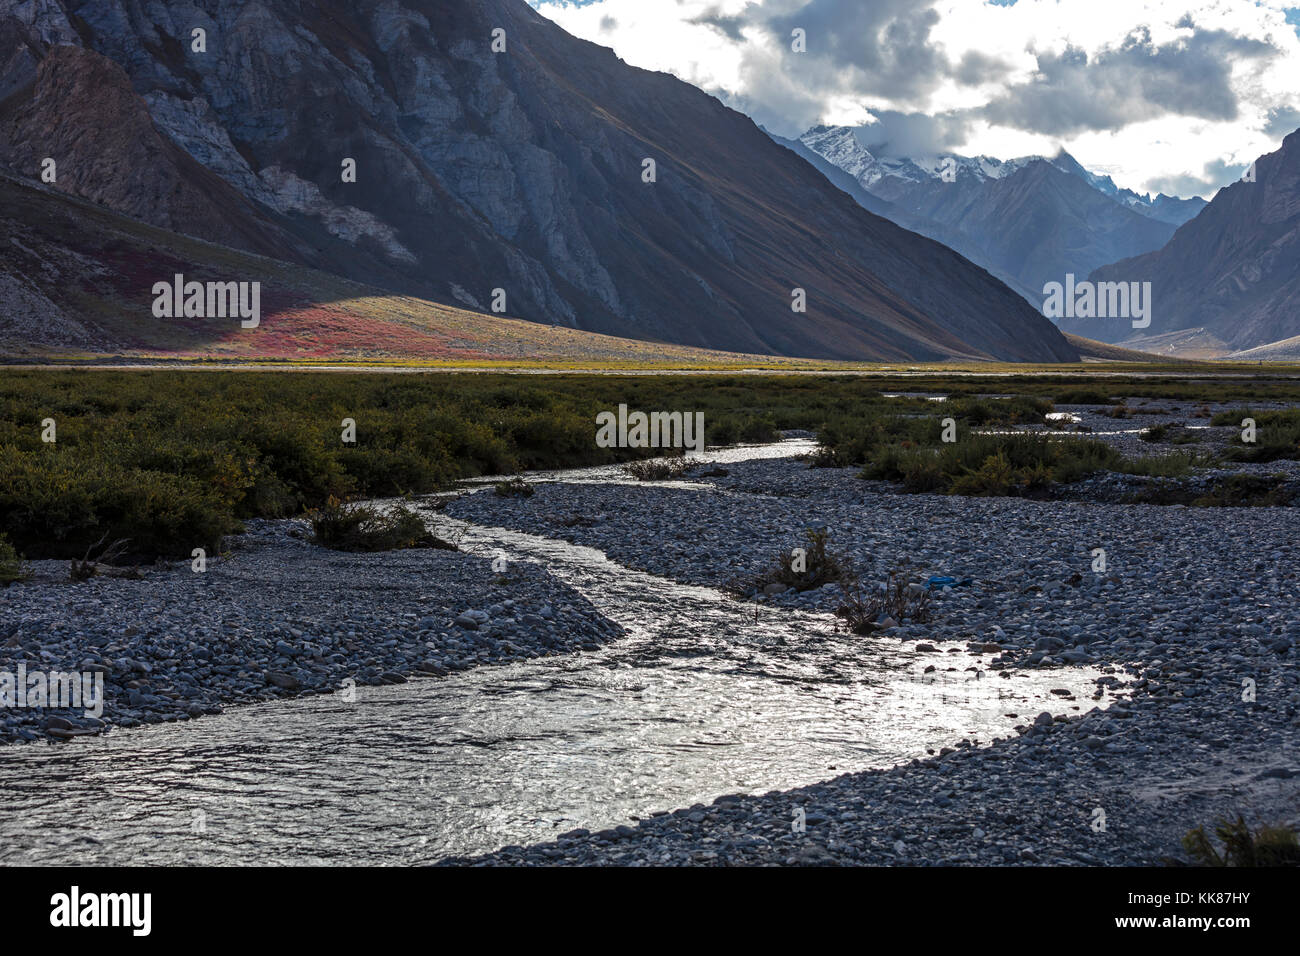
(2, 369, 1299, 564)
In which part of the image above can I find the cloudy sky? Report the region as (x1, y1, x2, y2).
(529, 0, 1300, 198)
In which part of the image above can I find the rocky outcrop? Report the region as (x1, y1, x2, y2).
(0, 43, 306, 260)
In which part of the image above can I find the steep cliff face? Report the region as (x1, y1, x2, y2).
(1073, 131, 1300, 353)
(0, 43, 306, 260)
(0, 0, 1077, 362)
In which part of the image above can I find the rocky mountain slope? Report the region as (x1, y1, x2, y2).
(1072, 130, 1300, 354)
(0, 170, 792, 366)
(0, 0, 1075, 363)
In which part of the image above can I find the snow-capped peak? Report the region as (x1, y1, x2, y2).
(798, 125, 1039, 189)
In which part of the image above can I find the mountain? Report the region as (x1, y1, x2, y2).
(0, 0, 1076, 364)
(910, 160, 1183, 302)
(798, 125, 1204, 306)
(1069, 130, 1300, 354)
(1046, 150, 1206, 227)
(0, 168, 799, 366)
(798, 125, 1037, 201)
(767, 128, 1039, 300)
(763, 128, 900, 220)
(801, 126, 1205, 227)
(1062, 332, 1196, 363)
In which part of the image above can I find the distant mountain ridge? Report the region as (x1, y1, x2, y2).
(1044, 150, 1207, 226)
(798, 125, 1038, 196)
(795, 125, 1207, 307)
(0, 0, 1077, 363)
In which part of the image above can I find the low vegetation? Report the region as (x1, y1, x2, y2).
(0, 533, 28, 585)
(1052, 388, 1118, 405)
(1129, 475, 1296, 508)
(1140, 422, 1202, 445)
(493, 477, 534, 498)
(5, 371, 1300, 559)
(813, 397, 1050, 468)
(1192, 475, 1295, 507)
(622, 457, 696, 481)
(1214, 408, 1300, 462)
(0, 371, 812, 559)
(1114, 452, 1204, 479)
(307, 499, 455, 553)
(730, 529, 933, 634)
(857, 433, 1122, 496)
(732, 527, 846, 596)
(1182, 816, 1300, 867)
(69, 534, 140, 581)
(837, 570, 933, 634)
(816, 400, 1214, 497)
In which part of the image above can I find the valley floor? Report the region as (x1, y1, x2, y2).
(2, 397, 1297, 866)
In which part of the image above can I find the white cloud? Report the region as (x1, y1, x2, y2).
(532, 0, 1300, 197)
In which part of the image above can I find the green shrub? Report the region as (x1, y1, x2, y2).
(1115, 452, 1201, 479)
(1192, 475, 1294, 508)
(4, 371, 1296, 559)
(0, 533, 29, 585)
(858, 433, 1121, 496)
(622, 457, 695, 481)
(947, 395, 1051, 425)
(1216, 409, 1300, 462)
(737, 416, 781, 443)
(731, 527, 848, 596)
(1053, 388, 1117, 405)
(949, 452, 1017, 497)
(307, 499, 453, 552)
(1210, 407, 1257, 427)
(0, 448, 238, 559)
(338, 445, 448, 498)
(493, 477, 534, 498)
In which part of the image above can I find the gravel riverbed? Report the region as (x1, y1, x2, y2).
(438, 425, 1300, 865)
(0, 519, 621, 742)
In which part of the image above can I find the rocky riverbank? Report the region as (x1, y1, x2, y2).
(0, 518, 621, 743)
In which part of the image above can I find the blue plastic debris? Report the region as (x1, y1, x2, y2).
(926, 575, 973, 590)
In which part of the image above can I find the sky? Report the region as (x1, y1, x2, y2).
(529, 0, 1300, 198)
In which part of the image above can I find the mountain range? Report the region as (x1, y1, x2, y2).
(792, 125, 1206, 307)
(0, 0, 1077, 364)
(790, 124, 1300, 359)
